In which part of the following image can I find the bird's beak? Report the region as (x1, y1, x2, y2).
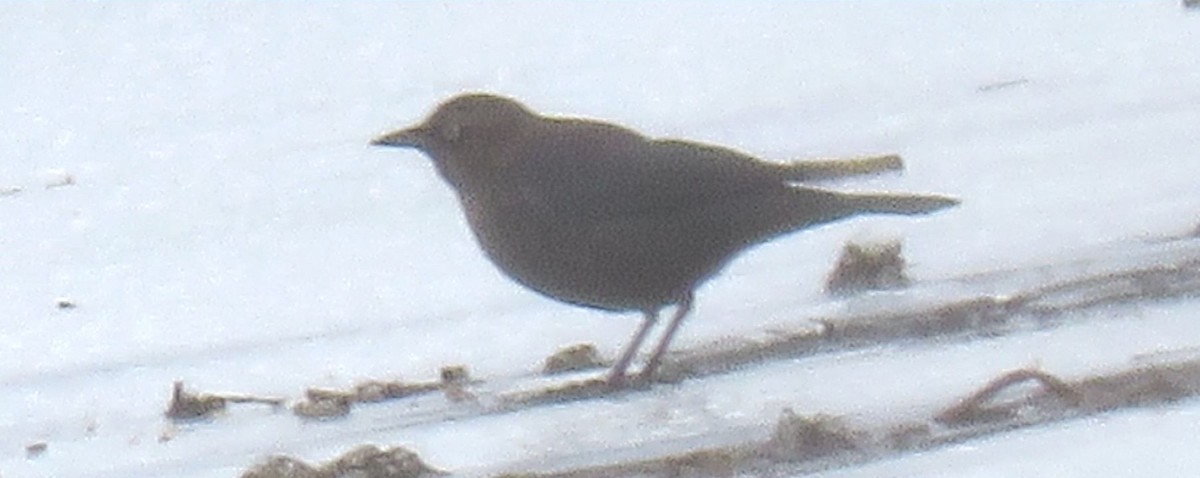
(370, 125, 427, 148)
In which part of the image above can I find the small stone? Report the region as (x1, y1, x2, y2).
(44, 169, 75, 189)
(439, 365, 469, 385)
(439, 365, 476, 403)
(26, 442, 48, 459)
(158, 424, 177, 443)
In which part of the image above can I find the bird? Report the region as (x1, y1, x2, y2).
(371, 93, 958, 387)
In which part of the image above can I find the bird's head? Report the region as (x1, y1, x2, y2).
(372, 93, 536, 155)
(372, 93, 537, 189)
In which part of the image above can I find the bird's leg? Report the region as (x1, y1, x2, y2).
(607, 310, 659, 387)
(636, 292, 695, 383)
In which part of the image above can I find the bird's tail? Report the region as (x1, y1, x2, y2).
(776, 154, 905, 182)
(837, 192, 961, 216)
(765, 188, 958, 241)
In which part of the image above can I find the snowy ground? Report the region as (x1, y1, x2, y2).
(3, 2, 1200, 477)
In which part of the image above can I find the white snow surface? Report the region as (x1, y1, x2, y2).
(2, 2, 1200, 477)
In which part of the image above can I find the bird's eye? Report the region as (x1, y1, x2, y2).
(441, 124, 461, 142)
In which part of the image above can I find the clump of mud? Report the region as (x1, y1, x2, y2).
(825, 240, 910, 296)
(542, 343, 607, 375)
(165, 381, 284, 421)
(293, 365, 475, 420)
(761, 409, 866, 462)
(241, 444, 446, 478)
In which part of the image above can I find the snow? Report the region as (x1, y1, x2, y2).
(821, 404, 1200, 478)
(3, 2, 1200, 477)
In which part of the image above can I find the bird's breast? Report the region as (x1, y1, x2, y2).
(453, 184, 723, 312)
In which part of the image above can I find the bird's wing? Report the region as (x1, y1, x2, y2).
(519, 121, 787, 221)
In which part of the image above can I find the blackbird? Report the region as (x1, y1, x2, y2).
(372, 93, 958, 386)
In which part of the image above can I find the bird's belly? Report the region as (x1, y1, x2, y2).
(462, 201, 723, 312)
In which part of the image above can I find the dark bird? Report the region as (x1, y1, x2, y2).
(372, 93, 958, 387)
